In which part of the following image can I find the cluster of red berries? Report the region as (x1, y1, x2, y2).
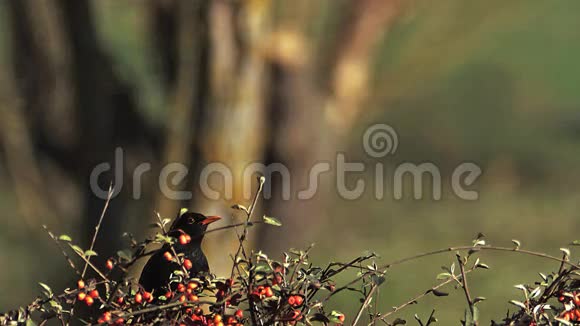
(162, 249, 194, 271)
(287, 295, 304, 307)
(97, 311, 124, 325)
(134, 290, 154, 304)
(557, 291, 580, 322)
(179, 310, 244, 326)
(179, 233, 192, 245)
(250, 285, 274, 299)
(175, 281, 200, 303)
(76, 280, 99, 307)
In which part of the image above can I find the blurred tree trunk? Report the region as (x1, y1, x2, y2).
(191, 0, 272, 275)
(3, 0, 161, 259)
(258, 0, 402, 252)
(153, 0, 208, 223)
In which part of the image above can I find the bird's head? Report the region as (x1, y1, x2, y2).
(169, 211, 221, 243)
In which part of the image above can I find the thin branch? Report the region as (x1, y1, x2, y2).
(323, 245, 580, 303)
(371, 268, 476, 325)
(68, 243, 110, 282)
(42, 225, 81, 276)
(229, 176, 265, 326)
(82, 185, 114, 277)
(352, 283, 378, 326)
(117, 298, 215, 319)
(456, 254, 476, 325)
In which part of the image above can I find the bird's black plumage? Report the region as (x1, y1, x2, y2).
(139, 211, 220, 294)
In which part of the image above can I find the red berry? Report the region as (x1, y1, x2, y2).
(294, 295, 304, 306)
(338, 314, 345, 323)
(115, 318, 124, 325)
(106, 259, 114, 270)
(235, 309, 243, 319)
(288, 296, 296, 306)
(163, 251, 173, 261)
(177, 283, 186, 292)
(184, 259, 193, 270)
(179, 234, 189, 245)
(179, 295, 186, 303)
(116, 297, 124, 305)
(102, 311, 112, 322)
(188, 294, 199, 302)
(77, 280, 85, 289)
(188, 282, 198, 290)
(143, 291, 153, 302)
(559, 296, 566, 302)
(164, 291, 173, 299)
(291, 309, 301, 320)
(574, 295, 580, 306)
(134, 293, 143, 304)
(264, 286, 274, 298)
(77, 292, 86, 301)
(185, 235, 191, 243)
(85, 296, 94, 306)
(213, 314, 223, 323)
(89, 290, 99, 298)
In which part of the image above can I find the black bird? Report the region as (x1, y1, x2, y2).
(139, 211, 221, 294)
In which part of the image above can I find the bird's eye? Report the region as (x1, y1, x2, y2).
(187, 217, 195, 224)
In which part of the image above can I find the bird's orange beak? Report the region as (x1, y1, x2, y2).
(200, 215, 221, 225)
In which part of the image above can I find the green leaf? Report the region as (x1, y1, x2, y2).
(554, 317, 573, 325)
(476, 263, 490, 270)
(431, 289, 448, 297)
(84, 250, 98, 257)
(328, 311, 344, 323)
(262, 215, 282, 227)
(509, 300, 526, 309)
(571, 240, 580, 246)
(71, 245, 84, 255)
(231, 204, 249, 213)
(38, 282, 52, 297)
(58, 234, 72, 242)
(473, 297, 486, 305)
(511, 239, 521, 249)
(436, 272, 452, 280)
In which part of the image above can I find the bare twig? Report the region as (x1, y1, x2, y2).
(352, 283, 378, 326)
(322, 245, 580, 303)
(456, 254, 477, 325)
(67, 243, 110, 282)
(229, 176, 265, 326)
(82, 185, 114, 277)
(42, 225, 82, 277)
(370, 268, 476, 325)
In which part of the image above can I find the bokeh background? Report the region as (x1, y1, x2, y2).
(1, 0, 580, 324)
